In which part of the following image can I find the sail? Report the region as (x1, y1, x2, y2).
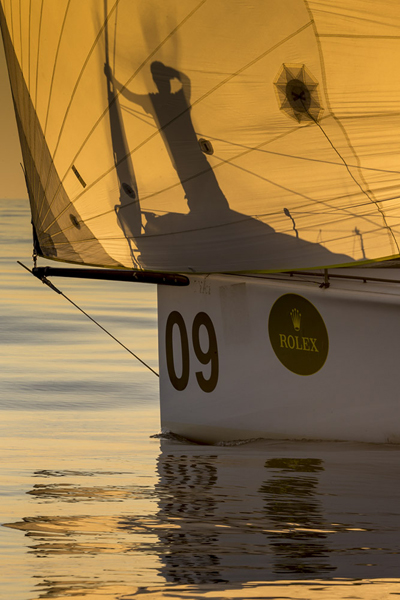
(2, 0, 400, 272)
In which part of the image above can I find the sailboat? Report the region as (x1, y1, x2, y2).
(2, 0, 400, 443)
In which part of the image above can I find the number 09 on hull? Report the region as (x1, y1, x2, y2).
(158, 272, 400, 445)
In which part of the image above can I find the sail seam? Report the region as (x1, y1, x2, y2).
(42, 19, 314, 234)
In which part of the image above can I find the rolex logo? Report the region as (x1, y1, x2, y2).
(290, 308, 301, 331)
(269, 294, 329, 376)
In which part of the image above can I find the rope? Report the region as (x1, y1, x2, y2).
(17, 261, 159, 377)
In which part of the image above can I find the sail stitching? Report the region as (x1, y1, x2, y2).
(303, 0, 400, 255)
(42, 19, 314, 235)
(39, 0, 209, 229)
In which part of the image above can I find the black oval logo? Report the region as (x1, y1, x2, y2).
(268, 294, 329, 376)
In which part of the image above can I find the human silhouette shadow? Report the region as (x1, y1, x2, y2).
(114, 62, 353, 272)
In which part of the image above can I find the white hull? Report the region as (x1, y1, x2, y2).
(158, 269, 400, 444)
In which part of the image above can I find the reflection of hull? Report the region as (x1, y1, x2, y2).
(154, 440, 400, 582)
(158, 269, 400, 444)
(7, 439, 400, 587)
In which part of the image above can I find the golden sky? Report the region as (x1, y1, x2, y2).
(0, 33, 27, 200)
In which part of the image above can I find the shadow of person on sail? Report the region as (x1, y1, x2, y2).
(114, 61, 353, 272)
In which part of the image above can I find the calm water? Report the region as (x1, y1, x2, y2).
(1, 200, 400, 599)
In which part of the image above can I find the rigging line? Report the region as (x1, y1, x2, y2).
(17, 261, 159, 378)
(308, 108, 400, 252)
(36, 0, 122, 221)
(39, 0, 208, 229)
(42, 16, 313, 233)
(303, 0, 399, 255)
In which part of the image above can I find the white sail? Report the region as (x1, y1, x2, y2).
(2, 0, 400, 272)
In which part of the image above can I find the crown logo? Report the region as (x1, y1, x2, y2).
(290, 308, 301, 331)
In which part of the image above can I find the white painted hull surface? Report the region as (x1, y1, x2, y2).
(157, 270, 400, 444)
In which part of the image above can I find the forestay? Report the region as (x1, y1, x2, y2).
(1, 0, 400, 273)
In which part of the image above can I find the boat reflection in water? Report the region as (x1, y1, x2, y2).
(260, 458, 334, 576)
(5, 440, 400, 597)
(154, 449, 335, 583)
(153, 453, 227, 584)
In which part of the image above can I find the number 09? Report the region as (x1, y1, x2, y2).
(165, 311, 219, 393)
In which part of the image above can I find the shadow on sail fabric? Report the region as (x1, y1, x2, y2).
(1, 0, 400, 272)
